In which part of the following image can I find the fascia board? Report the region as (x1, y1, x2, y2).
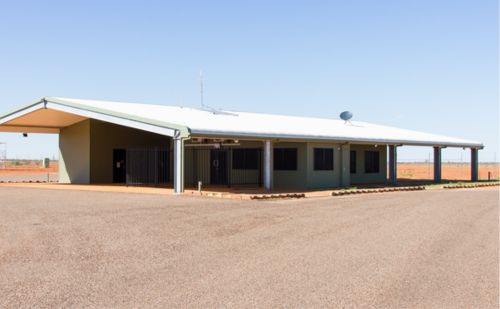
(190, 130, 484, 149)
(0, 100, 45, 124)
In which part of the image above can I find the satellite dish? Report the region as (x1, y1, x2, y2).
(340, 111, 353, 122)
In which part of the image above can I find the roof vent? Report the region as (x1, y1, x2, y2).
(195, 106, 238, 116)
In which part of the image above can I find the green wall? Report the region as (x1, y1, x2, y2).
(229, 141, 262, 186)
(184, 148, 210, 186)
(350, 144, 387, 184)
(89, 120, 170, 183)
(273, 142, 308, 188)
(59, 119, 90, 184)
(58, 120, 388, 188)
(305, 142, 341, 189)
(184, 141, 262, 187)
(59, 119, 171, 184)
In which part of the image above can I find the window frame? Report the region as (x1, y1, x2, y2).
(232, 148, 259, 170)
(273, 148, 298, 171)
(313, 148, 334, 171)
(350, 150, 356, 174)
(364, 150, 380, 173)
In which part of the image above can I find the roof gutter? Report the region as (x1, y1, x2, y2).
(189, 130, 484, 149)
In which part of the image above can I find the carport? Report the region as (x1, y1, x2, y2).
(0, 97, 189, 193)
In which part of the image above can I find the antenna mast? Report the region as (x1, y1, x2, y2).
(199, 70, 204, 108)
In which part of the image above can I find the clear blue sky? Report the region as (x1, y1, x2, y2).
(0, 0, 498, 162)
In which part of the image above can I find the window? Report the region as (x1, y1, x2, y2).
(350, 150, 356, 174)
(232, 149, 259, 170)
(274, 148, 297, 170)
(365, 151, 380, 173)
(313, 148, 333, 170)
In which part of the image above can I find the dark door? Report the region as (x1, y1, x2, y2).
(210, 149, 228, 185)
(157, 149, 169, 184)
(113, 149, 126, 183)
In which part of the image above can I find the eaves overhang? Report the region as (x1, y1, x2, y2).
(189, 130, 484, 149)
(0, 97, 191, 138)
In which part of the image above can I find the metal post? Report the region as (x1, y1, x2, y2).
(340, 144, 350, 187)
(173, 137, 184, 193)
(227, 149, 231, 188)
(471, 148, 478, 182)
(263, 140, 273, 190)
(389, 145, 397, 185)
(433, 146, 442, 183)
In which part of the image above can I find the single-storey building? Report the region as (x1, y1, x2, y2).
(0, 97, 483, 193)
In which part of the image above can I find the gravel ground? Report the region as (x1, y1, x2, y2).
(0, 187, 498, 308)
(0, 172, 58, 182)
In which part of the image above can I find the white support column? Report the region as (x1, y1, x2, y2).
(388, 145, 397, 185)
(471, 148, 479, 182)
(173, 137, 184, 193)
(263, 140, 273, 190)
(340, 144, 350, 187)
(433, 146, 442, 183)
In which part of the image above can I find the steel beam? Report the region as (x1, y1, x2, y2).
(471, 148, 479, 182)
(173, 137, 184, 193)
(388, 145, 397, 184)
(263, 140, 273, 190)
(433, 146, 442, 183)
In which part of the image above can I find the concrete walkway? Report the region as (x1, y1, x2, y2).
(0, 181, 497, 200)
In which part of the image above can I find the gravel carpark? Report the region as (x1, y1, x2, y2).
(0, 186, 498, 308)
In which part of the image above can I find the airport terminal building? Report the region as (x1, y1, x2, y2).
(0, 97, 483, 193)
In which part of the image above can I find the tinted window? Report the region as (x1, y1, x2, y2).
(274, 148, 298, 170)
(364, 151, 380, 173)
(350, 150, 356, 174)
(313, 148, 334, 170)
(232, 149, 259, 170)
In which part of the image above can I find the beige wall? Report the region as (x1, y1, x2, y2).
(59, 119, 90, 184)
(89, 120, 170, 183)
(350, 144, 387, 184)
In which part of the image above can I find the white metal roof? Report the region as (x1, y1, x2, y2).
(0, 97, 483, 148)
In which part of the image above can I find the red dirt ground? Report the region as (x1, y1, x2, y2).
(0, 162, 58, 174)
(0, 162, 497, 181)
(398, 163, 499, 181)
